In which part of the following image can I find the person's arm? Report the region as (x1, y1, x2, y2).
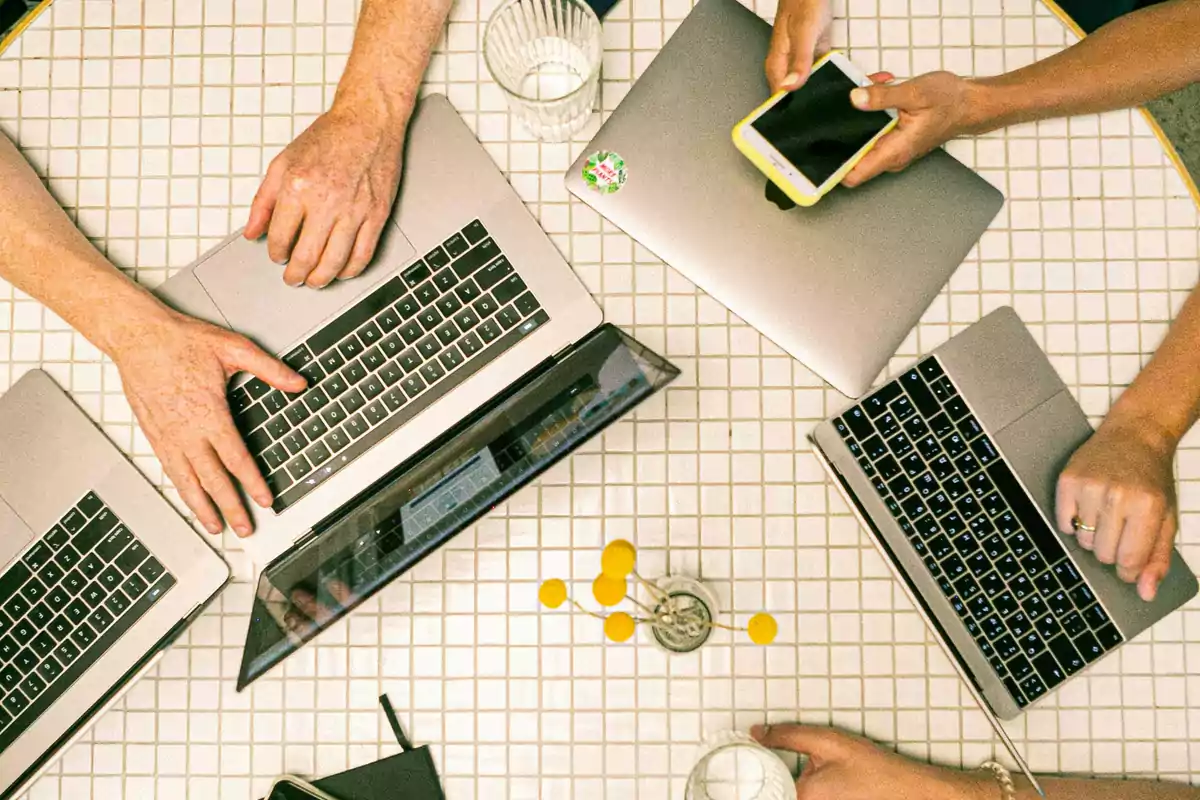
(243, 0, 454, 289)
(843, 0, 1200, 185)
(0, 131, 304, 536)
(753, 724, 1200, 800)
(1053, 282, 1200, 601)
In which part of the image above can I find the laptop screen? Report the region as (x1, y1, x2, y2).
(238, 326, 679, 689)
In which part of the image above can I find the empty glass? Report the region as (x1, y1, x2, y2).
(482, 0, 603, 141)
(685, 731, 796, 800)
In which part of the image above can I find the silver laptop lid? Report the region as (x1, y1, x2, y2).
(566, 0, 1004, 397)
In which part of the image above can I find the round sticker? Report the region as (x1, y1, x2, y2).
(582, 151, 627, 194)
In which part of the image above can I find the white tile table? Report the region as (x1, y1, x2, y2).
(1, 0, 1199, 797)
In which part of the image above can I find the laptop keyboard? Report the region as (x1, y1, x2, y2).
(228, 220, 550, 513)
(835, 356, 1124, 708)
(0, 493, 175, 753)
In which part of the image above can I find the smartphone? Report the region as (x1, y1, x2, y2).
(266, 776, 342, 800)
(732, 52, 898, 207)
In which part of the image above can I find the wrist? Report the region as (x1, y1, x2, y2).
(96, 289, 178, 363)
(329, 75, 414, 142)
(1098, 403, 1182, 458)
(959, 78, 1011, 136)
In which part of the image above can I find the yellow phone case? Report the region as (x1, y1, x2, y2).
(732, 51, 898, 207)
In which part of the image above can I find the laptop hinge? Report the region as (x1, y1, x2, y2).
(293, 527, 319, 549)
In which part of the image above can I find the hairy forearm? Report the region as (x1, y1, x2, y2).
(963, 0, 1200, 133)
(1014, 776, 1200, 799)
(330, 0, 455, 129)
(0, 132, 168, 358)
(1092, 282, 1200, 452)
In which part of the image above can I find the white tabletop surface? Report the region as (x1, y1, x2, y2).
(2, 0, 1200, 798)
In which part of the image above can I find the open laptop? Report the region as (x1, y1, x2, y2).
(157, 95, 680, 687)
(565, 0, 1005, 397)
(0, 370, 229, 799)
(811, 307, 1197, 791)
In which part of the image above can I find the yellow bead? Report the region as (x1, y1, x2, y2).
(747, 613, 778, 645)
(605, 612, 636, 642)
(592, 574, 627, 607)
(601, 539, 636, 579)
(539, 579, 567, 609)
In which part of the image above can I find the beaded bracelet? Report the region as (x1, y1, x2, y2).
(981, 761, 1017, 800)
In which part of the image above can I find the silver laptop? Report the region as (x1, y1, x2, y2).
(811, 307, 1197, 789)
(566, 0, 1005, 397)
(158, 95, 680, 687)
(0, 370, 229, 798)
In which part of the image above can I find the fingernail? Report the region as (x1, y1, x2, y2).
(205, 522, 222, 535)
(850, 88, 869, 108)
(782, 72, 800, 88)
(236, 524, 252, 537)
(256, 494, 273, 508)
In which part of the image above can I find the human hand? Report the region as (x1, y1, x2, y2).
(841, 71, 987, 188)
(245, 107, 405, 289)
(113, 308, 306, 537)
(765, 0, 834, 92)
(751, 724, 992, 800)
(1056, 415, 1179, 601)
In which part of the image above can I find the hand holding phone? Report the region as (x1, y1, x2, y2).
(733, 52, 898, 206)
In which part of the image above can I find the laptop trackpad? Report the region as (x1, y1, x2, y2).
(0, 497, 36, 567)
(195, 219, 416, 354)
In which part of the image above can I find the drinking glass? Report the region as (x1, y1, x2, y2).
(684, 731, 796, 800)
(482, 0, 603, 142)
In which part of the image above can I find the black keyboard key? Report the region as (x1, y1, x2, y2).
(996, 635, 1020, 661)
(365, 401, 388, 426)
(452, 239, 501, 280)
(994, 591, 1018, 618)
(456, 280, 481, 304)
(444, 232, 469, 258)
(302, 417, 329, 441)
(459, 332, 483, 357)
(473, 294, 499, 319)
(341, 388, 366, 414)
(88, 607, 114, 633)
(928, 535, 953, 560)
(1010, 575, 1034, 601)
(303, 388, 330, 413)
(13, 649, 37, 674)
(928, 492, 951, 517)
(1008, 610, 1032, 638)
(900, 370, 938, 415)
(952, 531, 979, 557)
(900, 495, 927, 520)
(398, 320, 424, 346)
(971, 436, 1000, 466)
(338, 337, 365, 364)
(64, 599, 89, 624)
(982, 535, 1006, 560)
(2, 691, 28, 717)
(1022, 594, 1048, 620)
(382, 388, 407, 412)
(844, 407, 873, 439)
(70, 625, 95, 650)
(1053, 561, 1083, 590)
(96, 526, 134, 562)
(419, 361, 445, 384)
(46, 526, 70, 551)
(980, 493, 1005, 517)
(2, 596, 29, 621)
(36, 657, 63, 684)
(324, 428, 350, 454)
(81, 583, 106, 608)
(979, 572, 1004, 598)
(417, 335, 442, 360)
(139, 558, 165, 584)
(76, 509, 119, 554)
(954, 574, 980, 601)
(497, 305, 521, 329)
(876, 414, 900, 439)
(1009, 532, 1032, 557)
(931, 376, 956, 402)
(298, 361, 325, 387)
(22, 543, 52, 573)
(886, 433, 912, 458)
(1082, 603, 1110, 630)
(46, 615, 71, 641)
(862, 436, 887, 460)
(944, 397, 970, 420)
(930, 455, 954, 480)
(1033, 651, 1066, 688)
(1069, 584, 1097, 610)
(942, 555, 966, 579)
(954, 452, 980, 477)
(245, 428, 273, 456)
(54, 639, 80, 666)
(19, 673, 46, 700)
(863, 383, 901, 418)
(30, 632, 54, 658)
(471, 251, 510, 286)
(282, 431, 308, 456)
(288, 455, 312, 481)
(405, 261, 433, 288)
(361, 346, 386, 372)
(345, 414, 369, 439)
(104, 589, 130, 616)
(875, 456, 900, 480)
(378, 306, 402, 333)
(1020, 631, 1046, 659)
(435, 292, 462, 317)
(462, 219, 488, 245)
(121, 574, 148, 600)
(0, 665, 19, 691)
(61, 510, 88, 535)
(45, 586, 69, 613)
(434, 320, 459, 347)
(28, 602, 52, 628)
(439, 346, 465, 371)
(1096, 623, 1122, 650)
(307, 276, 407, 356)
(958, 416, 984, 440)
(913, 473, 936, 498)
(929, 412, 954, 438)
(1035, 615, 1062, 642)
(916, 435, 942, 461)
(284, 402, 311, 427)
(1047, 635, 1084, 675)
(1020, 550, 1048, 577)
(77, 492, 104, 519)
(0, 563, 31, 601)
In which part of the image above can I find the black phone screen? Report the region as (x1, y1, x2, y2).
(750, 62, 894, 186)
(269, 780, 330, 800)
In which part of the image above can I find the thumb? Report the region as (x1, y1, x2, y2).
(225, 335, 307, 393)
(850, 81, 911, 112)
(245, 161, 284, 240)
(751, 724, 849, 764)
